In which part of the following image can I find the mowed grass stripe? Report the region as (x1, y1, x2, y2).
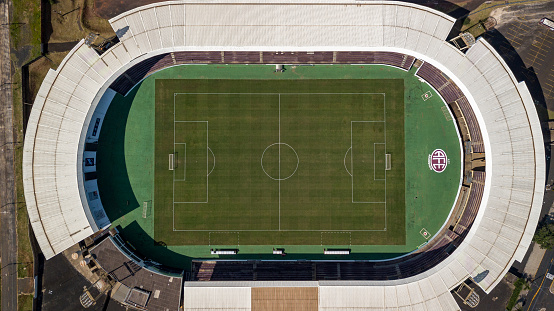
(155, 79, 405, 245)
(174, 93, 279, 231)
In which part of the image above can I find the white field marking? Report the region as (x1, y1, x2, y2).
(320, 231, 352, 246)
(208, 147, 215, 176)
(174, 202, 210, 204)
(374, 143, 386, 181)
(260, 143, 299, 181)
(174, 143, 186, 181)
(343, 147, 352, 176)
(208, 232, 240, 247)
(174, 93, 386, 95)
(207, 121, 209, 202)
(173, 228, 387, 232)
(347, 93, 387, 231)
(172, 121, 208, 206)
(173, 94, 176, 230)
(384, 94, 387, 231)
(420, 228, 431, 240)
(172, 93, 210, 230)
(185, 143, 187, 181)
(169, 153, 174, 170)
(350, 121, 385, 204)
(172, 92, 389, 232)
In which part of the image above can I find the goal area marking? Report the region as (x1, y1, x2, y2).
(171, 92, 389, 232)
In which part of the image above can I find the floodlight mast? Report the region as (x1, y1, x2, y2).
(84, 32, 112, 54)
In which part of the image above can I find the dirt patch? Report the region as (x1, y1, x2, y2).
(94, 0, 166, 19)
(17, 277, 34, 295)
(491, 2, 551, 26)
(47, 0, 85, 43)
(46, 0, 113, 44)
(81, 0, 113, 35)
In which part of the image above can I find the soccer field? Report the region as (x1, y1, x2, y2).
(96, 64, 461, 264)
(154, 79, 405, 246)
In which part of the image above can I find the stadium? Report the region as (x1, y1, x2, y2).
(22, 1, 545, 310)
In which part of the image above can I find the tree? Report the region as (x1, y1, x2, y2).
(533, 222, 554, 249)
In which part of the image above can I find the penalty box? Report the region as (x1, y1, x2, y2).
(173, 121, 209, 203)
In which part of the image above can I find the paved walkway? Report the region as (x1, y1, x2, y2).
(524, 242, 547, 279)
(0, 0, 17, 310)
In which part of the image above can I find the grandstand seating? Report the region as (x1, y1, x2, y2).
(335, 52, 414, 70)
(110, 51, 417, 95)
(416, 61, 485, 154)
(191, 245, 456, 281)
(256, 261, 314, 280)
(416, 62, 465, 103)
(110, 53, 174, 94)
(223, 51, 261, 63)
(190, 167, 485, 283)
(261, 51, 334, 63)
(455, 97, 485, 153)
(454, 172, 485, 236)
(26, 2, 544, 309)
(174, 51, 222, 63)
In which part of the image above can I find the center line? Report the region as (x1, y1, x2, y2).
(279, 94, 281, 231)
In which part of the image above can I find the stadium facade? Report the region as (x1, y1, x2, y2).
(23, 1, 545, 310)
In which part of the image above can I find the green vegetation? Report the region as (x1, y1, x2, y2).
(11, 0, 41, 57)
(17, 294, 33, 311)
(533, 221, 554, 249)
(9, 3, 41, 311)
(154, 79, 405, 245)
(11, 61, 34, 281)
(96, 65, 461, 267)
(506, 278, 526, 310)
(9, 0, 37, 283)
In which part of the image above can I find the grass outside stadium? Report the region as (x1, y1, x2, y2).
(96, 64, 461, 268)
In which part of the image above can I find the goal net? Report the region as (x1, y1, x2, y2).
(385, 154, 391, 171)
(142, 201, 148, 218)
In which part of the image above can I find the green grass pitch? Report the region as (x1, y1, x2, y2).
(154, 79, 405, 246)
(96, 64, 461, 264)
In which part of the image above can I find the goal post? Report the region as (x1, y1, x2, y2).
(142, 201, 148, 218)
(169, 153, 174, 170)
(385, 154, 391, 171)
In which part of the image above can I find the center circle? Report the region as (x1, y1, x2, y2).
(261, 143, 299, 180)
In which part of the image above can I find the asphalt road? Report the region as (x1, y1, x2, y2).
(0, 0, 18, 309)
(41, 254, 125, 311)
(525, 248, 554, 311)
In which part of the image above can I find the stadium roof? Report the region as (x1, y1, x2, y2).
(23, 1, 545, 309)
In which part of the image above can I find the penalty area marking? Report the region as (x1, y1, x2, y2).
(173, 143, 186, 181)
(374, 143, 386, 181)
(344, 147, 352, 176)
(208, 147, 215, 176)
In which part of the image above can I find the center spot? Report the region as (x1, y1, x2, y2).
(261, 143, 299, 180)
